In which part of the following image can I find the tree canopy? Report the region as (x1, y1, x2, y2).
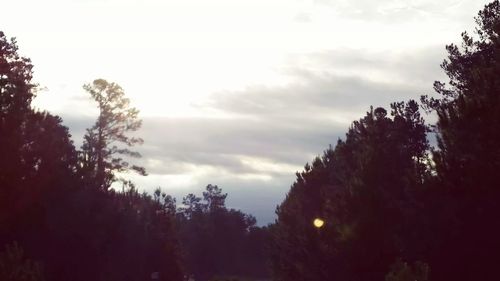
(420, 1, 500, 280)
(176, 185, 270, 281)
(272, 101, 430, 281)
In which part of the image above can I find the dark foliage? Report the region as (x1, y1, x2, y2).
(0, 33, 182, 281)
(272, 102, 430, 281)
(0, 34, 269, 280)
(177, 185, 271, 281)
(0, 242, 44, 281)
(420, 1, 500, 280)
(272, 1, 500, 281)
(2, 1, 500, 280)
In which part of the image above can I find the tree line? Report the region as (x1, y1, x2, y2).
(0, 31, 270, 281)
(1, 1, 500, 280)
(271, 1, 500, 281)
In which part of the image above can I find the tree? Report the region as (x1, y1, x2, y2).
(272, 101, 430, 281)
(0, 242, 45, 281)
(385, 259, 429, 281)
(153, 187, 177, 215)
(421, 0, 500, 193)
(0, 32, 77, 228)
(176, 185, 270, 281)
(203, 184, 227, 212)
(80, 79, 146, 190)
(179, 193, 203, 219)
(0, 31, 37, 224)
(420, 1, 500, 280)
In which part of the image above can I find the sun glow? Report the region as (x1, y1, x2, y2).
(313, 218, 325, 228)
(16, 0, 474, 119)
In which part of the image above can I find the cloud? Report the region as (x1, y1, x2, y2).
(312, 0, 488, 23)
(294, 12, 313, 23)
(288, 47, 447, 84)
(57, 46, 448, 224)
(208, 74, 413, 117)
(136, 116, 345, 173)
(62, 113, 342, 178)
(205, 46, 447, 119)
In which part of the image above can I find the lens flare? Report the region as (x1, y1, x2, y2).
(313, 218, 325, 228)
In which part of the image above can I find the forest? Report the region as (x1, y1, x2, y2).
(1, 1, 500, 281)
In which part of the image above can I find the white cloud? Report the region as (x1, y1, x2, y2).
(1, 0, 492, 224)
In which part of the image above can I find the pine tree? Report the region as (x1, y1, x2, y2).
(0, 32, 77, 225)
(80, 79, 146, 190)
(421, 1, 500, 280)
(0, 31, 36, 223)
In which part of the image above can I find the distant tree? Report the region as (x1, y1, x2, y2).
(242, 224, 272, 278)
(163, 194, 177, 215)
(177, 185, 270, 281)
(385, 259, 429, 281)
(179, 193, 204, 219)
(0, 242, 44, 281)
(421, 1, 500, 280)
(203, 184, 227, 212)
(153, 187, 177, 215)
(80, 79, 146, 190)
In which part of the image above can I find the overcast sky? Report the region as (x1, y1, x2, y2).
(2, 0, 490, 224)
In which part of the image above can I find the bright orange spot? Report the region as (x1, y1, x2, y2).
(313, 218, 325, 228)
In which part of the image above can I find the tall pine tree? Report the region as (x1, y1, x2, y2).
(80, 79, 146, 190)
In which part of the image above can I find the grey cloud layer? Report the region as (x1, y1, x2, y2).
(125, 115, 344, 175)
(59, 46, 445, 224)
(205, 46, 445, 120)
(208, 73, 419, 117)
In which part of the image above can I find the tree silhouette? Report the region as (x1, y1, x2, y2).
(179, 193, 204, 219)
(4, 1, 500, 279)
(203, 184, 227, 212)
(0, 32, 78, 229)
(0, 31, 37, 224)
(0, 242, 44, 281)
(272, 101, 430, 281)
(177, 185, 270, 280)
(420, 1, 500, 280)
(385, 259, 429, 281)
(80, 79, 146, 190)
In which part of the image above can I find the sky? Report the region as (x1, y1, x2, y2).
(1, 0, 491, 224)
